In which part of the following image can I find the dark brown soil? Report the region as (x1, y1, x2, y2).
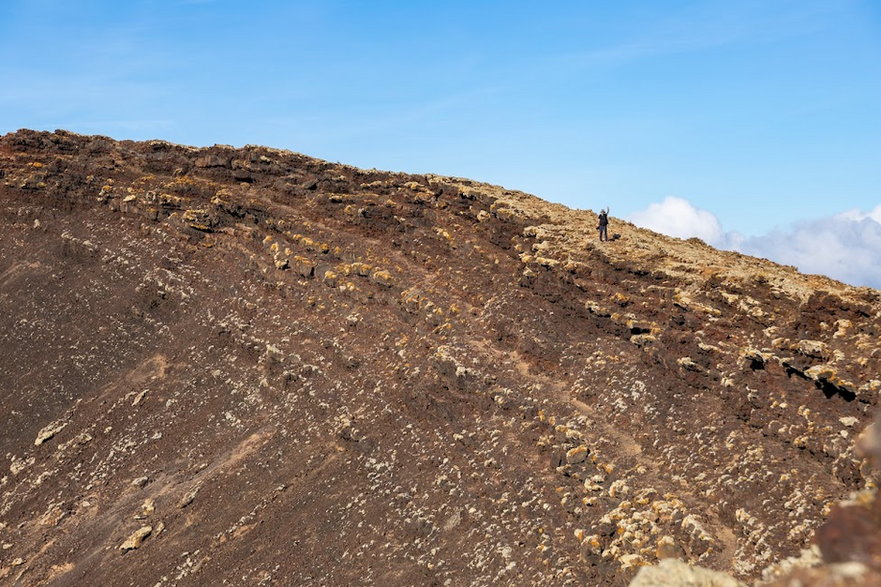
(0, 129, 879, 586)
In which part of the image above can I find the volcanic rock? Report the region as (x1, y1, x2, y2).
(119, 526, 152, 551)
(630, 558, 747, 586)
(0, 129, 880, 585)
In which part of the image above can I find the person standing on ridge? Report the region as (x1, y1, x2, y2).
(597, 208, 609, 242)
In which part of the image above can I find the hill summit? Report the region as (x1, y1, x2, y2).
(1, 129, 879, 585)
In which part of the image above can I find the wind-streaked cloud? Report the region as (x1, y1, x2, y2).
(628, 197, 881, 289)
(557, 0, 836, 71)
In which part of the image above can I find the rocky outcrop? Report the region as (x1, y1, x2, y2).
(0, 129, 879, 585)
(630, 401, 881, 586)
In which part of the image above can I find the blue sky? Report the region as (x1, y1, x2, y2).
(2, 1, 880, 285)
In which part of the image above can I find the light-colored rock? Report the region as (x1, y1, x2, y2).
(371, 269, 393, 287)
(34, 420, 68, 446)
(677, 357, 701, 371)
(629, 558, 747, 587)
(839, 416, 859, 428)
(119, 526, 152, 551)
(620, 553, 647, 570)
(795, 339, 829, 359)
(631, 333, 657, 347)
(9, 456, 34, 475)
(291, 256, 314, 278)
(178, 486, 200, 508)
(132, 390, 148, 406)
(856, 415, 880, 465)
(350, 262, 372, 277)
(140, 499, 155, 517)
(566, 446, 589, 465)
(583, 479, 603, 492)
(767, 561, 881, 586)
(656, 535, 684, 559)
(760, 544, 823, 582)
(582, 534, 602, 554)
(608, 479, 630, 498)
(805, 364, 835, 381)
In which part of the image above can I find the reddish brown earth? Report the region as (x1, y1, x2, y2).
(0, 129, 879, 586)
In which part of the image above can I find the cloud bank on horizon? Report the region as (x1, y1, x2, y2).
(627, 197, 881, 290)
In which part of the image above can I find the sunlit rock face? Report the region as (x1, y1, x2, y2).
(1, 129, 879, 585)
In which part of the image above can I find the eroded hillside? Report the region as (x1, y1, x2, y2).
(1, 129, 879, 585)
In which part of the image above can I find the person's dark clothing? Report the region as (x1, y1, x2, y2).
(597, 211, 609, 241)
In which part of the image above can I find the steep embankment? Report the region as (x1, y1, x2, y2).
(0, 129, 879, 585)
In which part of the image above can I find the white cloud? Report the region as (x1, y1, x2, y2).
(838, 204, 881, 224)
(737, 215, 881, 289)
(627, 196, 725, 244)
(628, 197, 881, 289)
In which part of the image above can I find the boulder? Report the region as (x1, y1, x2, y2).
(629, 558, 747, 587)
(119, 526, 152, 551)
